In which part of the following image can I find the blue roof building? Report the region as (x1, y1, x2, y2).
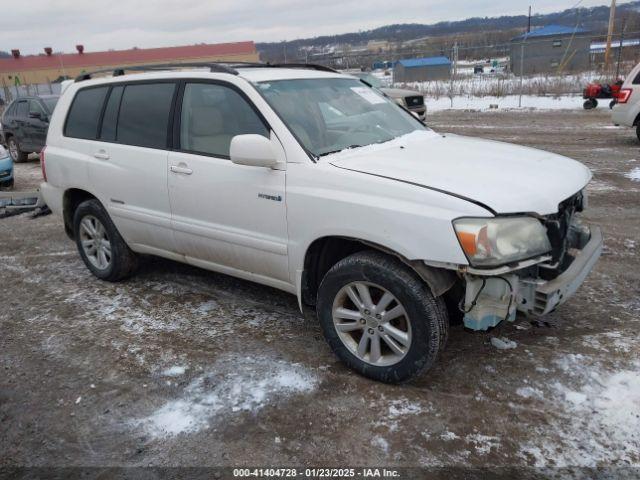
(511, 24, 588, 41)
(394, 56, 451, 82)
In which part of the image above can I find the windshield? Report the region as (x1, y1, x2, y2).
(42, 97, 59, 113)
(256, 78, 425, 158)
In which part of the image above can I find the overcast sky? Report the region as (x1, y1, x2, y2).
(2, 0, 631, 55)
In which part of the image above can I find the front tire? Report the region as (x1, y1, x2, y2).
(73, 199, 138, 281)
(317, 251, 448, 383)
(8, 138, 28, 162)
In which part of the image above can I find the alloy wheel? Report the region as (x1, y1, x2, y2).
(331, 281, 412, 366)
(79, 215, 112, 270)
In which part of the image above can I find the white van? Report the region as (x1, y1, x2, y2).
(40, 63, 602, 383)
(612, 61, 640, 141)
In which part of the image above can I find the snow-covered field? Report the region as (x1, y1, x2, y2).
(425, 93, 611, 112)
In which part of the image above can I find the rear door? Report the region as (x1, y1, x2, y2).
(167, 80, 289, 283)
(88, 81, 178, 254)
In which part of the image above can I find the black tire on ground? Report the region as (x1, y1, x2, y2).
(0, 178, 14, 190)
(7, 137, 28, 162)
(609, 100, 617, 109)
(316, 250, 448, 383)
(636, 124, 640, 143)
(73, 199, 138, 281)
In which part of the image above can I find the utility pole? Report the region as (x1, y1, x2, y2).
(527, 6, 532, 33)
(604, 0, 617, 68)
(615, 16, 626, 79)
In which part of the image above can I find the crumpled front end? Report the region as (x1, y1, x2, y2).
(460, 191, 603, 331)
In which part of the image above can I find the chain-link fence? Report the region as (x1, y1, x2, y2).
(1, 80, 63, 106)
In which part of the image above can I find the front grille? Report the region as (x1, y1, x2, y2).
(405, 95, 424, 107)
(0, 170, 10, 178)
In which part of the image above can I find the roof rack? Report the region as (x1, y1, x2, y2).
(75, 62, 239, 82)
(74, 61, 339, 82)
(225, 62, 340, 73)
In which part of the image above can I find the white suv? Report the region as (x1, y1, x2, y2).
(40, 63, 602, 383)
(612, 61, 640, 141)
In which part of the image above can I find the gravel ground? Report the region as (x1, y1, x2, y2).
(1, 109, 639, 477)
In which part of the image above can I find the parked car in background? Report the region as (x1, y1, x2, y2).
(1, 94, 60, 162)
(41, 64, 601, 383)
(349, 72, 426, 120)
(0, 145, 13, 189)
(611, 61, 640, 141)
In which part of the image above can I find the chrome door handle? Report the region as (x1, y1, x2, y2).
(94, 151, 110, 160)
(170, 165, 193, 175)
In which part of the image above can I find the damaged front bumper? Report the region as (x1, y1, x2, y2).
(461, 225, 603, 331)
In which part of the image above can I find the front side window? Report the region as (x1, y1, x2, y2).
(117, 83, 176, 149)
(256, 78, 425, 158)
(179, 83, 268, 158)
(15, 101, 28, 118)
(29, 100, 46, 117)
(65, 87, 109, 139)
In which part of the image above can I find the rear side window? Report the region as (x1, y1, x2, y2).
(65, 87, 109, 139)
(99, 86, 124, 142)
(634, 71, 640, 84)
(116, 83, 175, 149)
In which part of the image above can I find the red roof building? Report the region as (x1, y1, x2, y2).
(0, 41, 258, 85)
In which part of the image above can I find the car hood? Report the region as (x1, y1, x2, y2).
(381, 87, 422, 99)
(328, 130, 591, 215)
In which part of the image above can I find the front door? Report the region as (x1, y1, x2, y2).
(25, 99, 49, 151)
(167, 81, 289, 284)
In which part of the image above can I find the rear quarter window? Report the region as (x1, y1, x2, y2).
(65, 87, 109, 139)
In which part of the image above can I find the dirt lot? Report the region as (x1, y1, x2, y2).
(1, 108, 639, 476)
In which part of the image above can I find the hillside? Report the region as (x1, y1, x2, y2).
(258, 1, 640, 61)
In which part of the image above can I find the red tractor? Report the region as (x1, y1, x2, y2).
(583, 80, 624, 109)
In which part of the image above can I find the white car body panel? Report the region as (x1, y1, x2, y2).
(612, 61, 640, 127)
(41, 68, 594, 305)
(327, 131, 591, 215)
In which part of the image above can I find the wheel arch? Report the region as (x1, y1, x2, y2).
(62, 188, 99, 239)
(300, 235, 457, 309)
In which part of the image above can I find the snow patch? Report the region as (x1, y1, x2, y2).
(490, 337, 517, 350)
(135, 356, 317, 438)
(371, 435, 390, 453)
(625, 167, 640, 182)
(162, 365, 188, 377)
(516, 386, 544, 400)
(520, 356, 640, 467)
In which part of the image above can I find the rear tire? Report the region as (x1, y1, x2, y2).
(636, 124, 640, 143)
(7, 137, 28, 162)
(73, 199, 138, 281)
(316, 250, 448, 383)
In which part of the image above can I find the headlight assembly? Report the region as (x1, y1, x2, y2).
(453, 217, 551, 267)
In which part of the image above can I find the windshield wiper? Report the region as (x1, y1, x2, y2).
(317, 145, 363, 158)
